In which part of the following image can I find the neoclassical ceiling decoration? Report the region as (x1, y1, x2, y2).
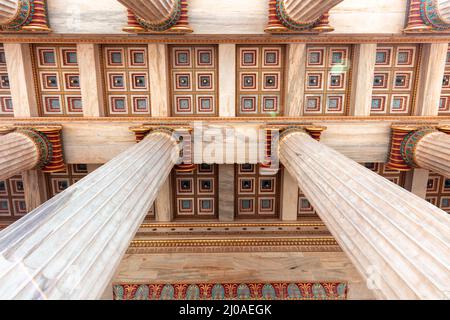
(265, 0, 343, 33)
(404, 0, 450, 32)
(0, 0, 51, 32)
(118, 0, 192, 34)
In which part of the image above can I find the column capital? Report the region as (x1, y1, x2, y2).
(279, 125, 327, 141)
(265, 0, 343, 34)
(400, 127, 439, 167)
(387, 125, 420, 171)
(0, 126, 59, 180)
(0, 0, 51, 32)
(120, 0, 193, 34)
(438, 125, 450, 134)
(387, 125, 450, 177)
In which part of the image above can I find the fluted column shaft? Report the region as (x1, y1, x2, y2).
(0, 131, 180, 300)
(0, 0, 18, 25)
(0, 132, 40, 181)
(437, 0, 450, 23)
(283, 0, 343, 23)
(280, 130, 450, 300)
(118, 0, 175, 24)
(414, 131, 450, 178)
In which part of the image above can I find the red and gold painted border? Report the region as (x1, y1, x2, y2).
(112, 281, 348, 300)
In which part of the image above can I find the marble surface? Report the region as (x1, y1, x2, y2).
(0, 132, 39, 181)
(155, 177, 172, 222)
(218, 44, 236, 117)
(114, 251, 375, 300)
(148, 44, 169, 117)
(77, 44, 105, 117)
(21, 169, 47, 212)
(415, 43, 448, 116)
(45, 0, 407, 35)
(0, 132, 180, 299)
(415, 131, 450, 178)
(3, 119, 450, 165)
(3, 44, 39, 117)
(281, 169, 298, 221)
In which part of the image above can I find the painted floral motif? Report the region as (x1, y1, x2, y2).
(113, 282, 348, 300)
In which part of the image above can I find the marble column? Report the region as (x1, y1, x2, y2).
(0, 130, 180, 299)
(0, 0, 18, 25)
(21, 169, 47, 212)
(283, 0, 343, 23)
(285, 44, 306, 117)
(407, 130, 450, 178)
(118, 0, 175, 23)
(280, 129, 450, 299)
(0, 130, 47, 181)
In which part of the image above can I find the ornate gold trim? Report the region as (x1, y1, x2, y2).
(1, 116, 449, 122)
(1, 34, 450, 45)
(129, 237, 338, 248)
(140, 222, 325, 228)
